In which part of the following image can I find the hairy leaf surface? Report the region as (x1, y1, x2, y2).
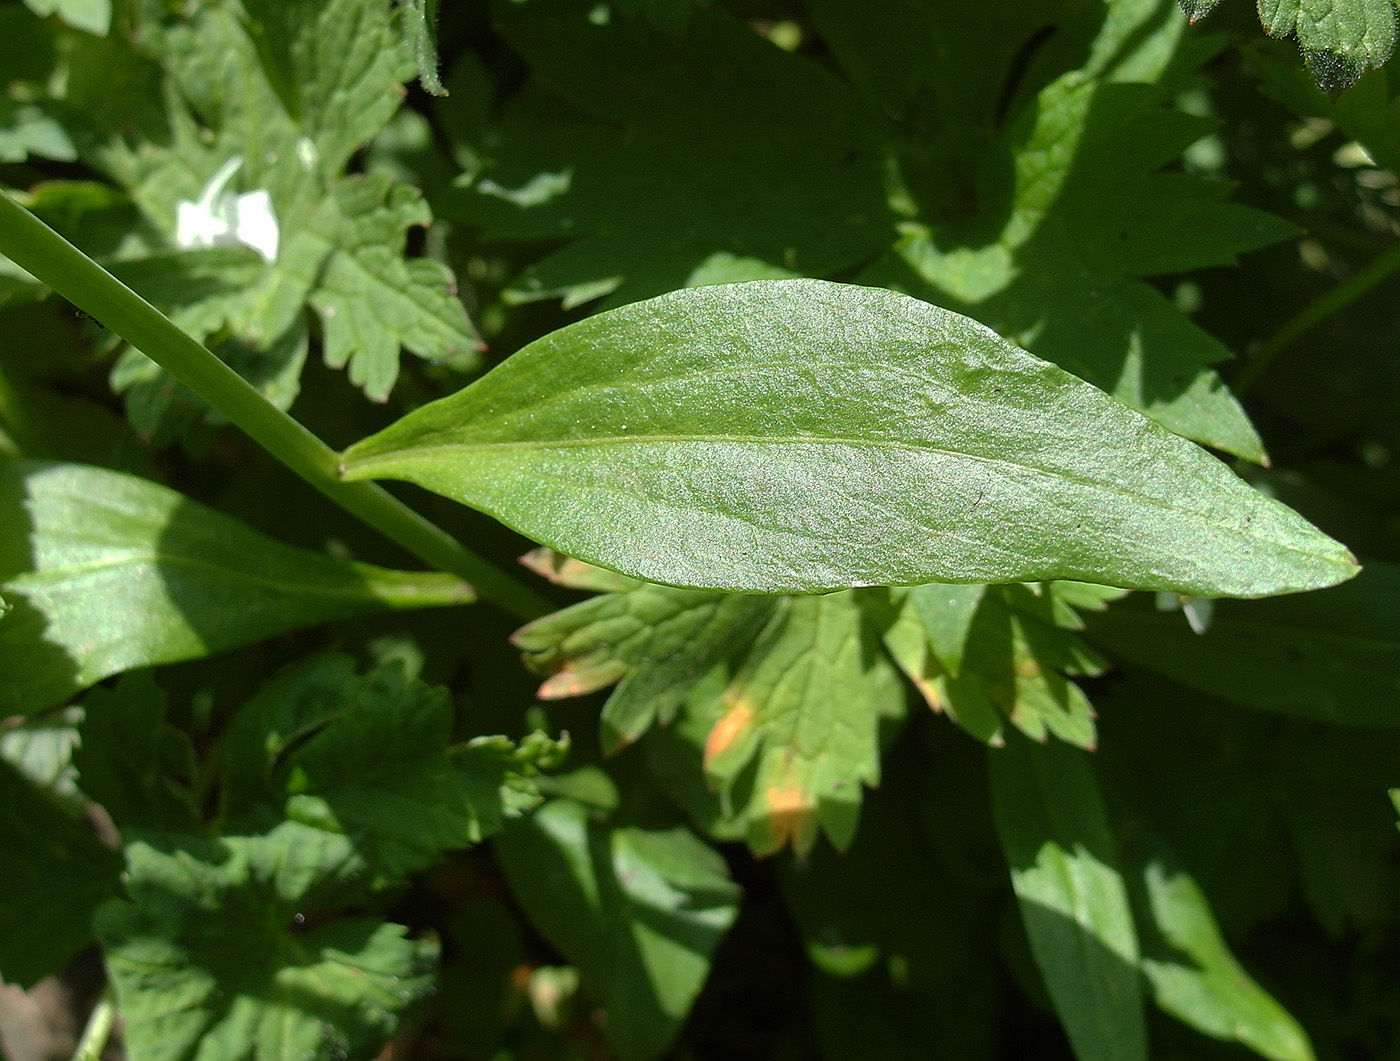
(343, 279, 1357, 596)
(96, 823, 437, 1061)
(220, 654, 554, 885)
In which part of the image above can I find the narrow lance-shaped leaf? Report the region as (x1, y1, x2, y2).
(0, 460, 474, 715)
(342, 279, 1357, 597)
(989, 735, 1148, 1061)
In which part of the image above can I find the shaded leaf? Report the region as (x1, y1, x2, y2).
(438, 0, 892, 310)
(1103, 756, 1315, 1060)
(494, 799, 741, 1060)
(989, 735, 1148, 1061)
(0, 460, 474, 715)
(96, 822, 437, 1061)
(906, 581, 986, 675)
(0, 756, 122, 987)
(1248, 38, 1400, 174)
(780, 737, 999, 1058)
(221, 654, 556, 885)
(73, 672, 198, 833)
(1082, 562, 1400, 726)
(342, 279, 1356, 597)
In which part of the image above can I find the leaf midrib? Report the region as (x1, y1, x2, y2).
(7, 551, 389, 601)
(348, 432, 1334, 562)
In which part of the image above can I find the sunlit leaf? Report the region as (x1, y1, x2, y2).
(343, 280, 1356, 597)
(0, 460, 474, 715)
(513, 579, 776, 753)
(990, 735, 1148, 1061)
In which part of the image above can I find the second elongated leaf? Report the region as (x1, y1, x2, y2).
(0, 460, 474, 715)
(989, 735, 1148, 1061)
(342, 280, 1355, 597)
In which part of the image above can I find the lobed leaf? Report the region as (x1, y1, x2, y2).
(220, 654, 555, 886)
(512, 573, 776, 752)
(0, 460, 474, 715)
(96, 822, 437, 1061)
(701, 592, 905, 856)
(878, 583, 1106, 749)
(342, 279, 1357, 597)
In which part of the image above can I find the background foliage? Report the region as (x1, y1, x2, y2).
(1, 0, 1399, 1059)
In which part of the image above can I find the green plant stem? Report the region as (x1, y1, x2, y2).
(1233, 239, 1400, 397)
(72, 987, 115, 1061)
(0, 190, 551, 621)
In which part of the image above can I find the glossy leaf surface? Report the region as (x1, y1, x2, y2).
(343, 279, 1356, 597)
(0, 460, 473, 715)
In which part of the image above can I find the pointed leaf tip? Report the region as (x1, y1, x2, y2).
(342, 279, 1357, 598)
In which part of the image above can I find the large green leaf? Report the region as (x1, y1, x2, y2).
(0, 755, 123, 987)
(342, 279, 1356, 597)
(1083, 563, 1400, 726)
(989, 735, 1148, 1061)
(0, 460, 473, 715)
(95, 822, 437, 1061)
(494, 798, 741, 1060)
(460, 0, 1279, 460)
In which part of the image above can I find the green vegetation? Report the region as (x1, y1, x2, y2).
(1, 0, 1397, 1058)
